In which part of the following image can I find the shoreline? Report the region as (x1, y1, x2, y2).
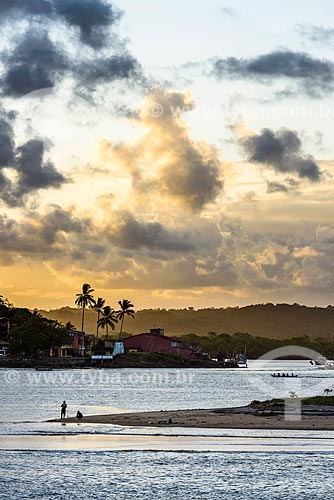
(0, 352, 228, 369)
(48, 404, 334, 431)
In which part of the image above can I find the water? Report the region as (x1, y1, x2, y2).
(1, 361, 334, 499)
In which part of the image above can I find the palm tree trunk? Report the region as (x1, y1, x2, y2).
(106, 323, 108, 341)
(81, 305, 85, 356)
(81, 305, 85, 332)
(96, 311, 100, 342)
(119, 316, 124, 340)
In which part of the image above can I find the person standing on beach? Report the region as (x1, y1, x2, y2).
(61, 401, 67, 419)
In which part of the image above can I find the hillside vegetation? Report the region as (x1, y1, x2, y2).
(40, 303, 334, 340)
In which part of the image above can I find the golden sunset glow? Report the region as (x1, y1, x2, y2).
(0, 1, 333, 311)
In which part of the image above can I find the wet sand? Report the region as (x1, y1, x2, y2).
(49, 407, 334, 430)
(4, 433, 334, 452)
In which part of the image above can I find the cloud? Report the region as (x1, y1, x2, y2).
(0, 138, 67, 207)
(1, 199, 334, 300)
(76, 54, 142, 89)
(240, 128, 321, 182)
(0, 1, 142, 97)
(0, 0, 120, 49)
(1, 31, 68, 97)
(0, 206, 90, 261)
(54, 0, 121, 49)
(297, 24, 334, 45)
(221, 6, 239, 18)
(266, 181, 288, 193)
(211, 50, 334, 96)
(108, 212, 196, 253)
(103, 87, 224, 211)
(316, 226, 334, 244)
(39, 206, 91, 244)
(14, 139, 67, 196)
(292, 246, 323, 258)
(0, 0, 52, 17)
(0, 110, 15, 167)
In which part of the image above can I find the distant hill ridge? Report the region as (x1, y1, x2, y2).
(39, 303, 334, 340)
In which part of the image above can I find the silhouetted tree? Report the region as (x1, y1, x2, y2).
(75, 283, 95, 333)
(116, 299, 135, 339)
(92, 297, 106, 341)
(98, 306, 118, 341)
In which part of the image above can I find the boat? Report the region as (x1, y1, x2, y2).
(310, 356, 328, 366)
(318, 360, 334, 370)
(310, 356, 334, 369)
(236, 353, 248, 368)
(271, 373, 298, 378)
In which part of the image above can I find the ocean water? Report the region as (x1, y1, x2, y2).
(2, 450, 334, 500)
(1, 361, 334, 499)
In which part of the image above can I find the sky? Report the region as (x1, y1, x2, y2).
(0, 0, 334, 310)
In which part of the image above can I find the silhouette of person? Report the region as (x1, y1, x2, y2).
(61, 401, 67, 419)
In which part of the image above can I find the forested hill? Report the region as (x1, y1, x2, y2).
(40, 303, 334, 340)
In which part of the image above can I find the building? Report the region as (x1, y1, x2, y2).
(51, 330, 93, 357)
(0, 341, 9, 357)
(123, 328, 202, 358)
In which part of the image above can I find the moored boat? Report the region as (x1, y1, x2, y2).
(318, 360, 334, 370)
(236, 353, 248, 368)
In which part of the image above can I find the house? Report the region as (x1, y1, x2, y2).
(92, 339, 114, 356)
(51, 330, 94, 357)
(0, 341, 9, 357)
(123, 328, 202, 358)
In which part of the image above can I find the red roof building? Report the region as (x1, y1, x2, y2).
(123, 328, 202, 358)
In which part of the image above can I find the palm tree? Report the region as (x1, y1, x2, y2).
(116, 299, 135, 340)
(98, 306, 118, 341)
(92, 297, 105, 341)
(65, 321, 76, 332)
(75, 283, 96, 333)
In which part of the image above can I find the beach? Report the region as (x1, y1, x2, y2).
(49, 405, 334, 430)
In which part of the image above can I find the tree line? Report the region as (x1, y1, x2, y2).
(0, 286, 135, 356)
(180, 331, 334, 359)
(0, 295, 70, 356)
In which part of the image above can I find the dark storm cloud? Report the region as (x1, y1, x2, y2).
(0, 107, 67, 206)
(160, 150, 223, 211)
(1, 30, 142, 97)
(109, 213, 196, 252)
(77, 55, 142, 87)
(1, 32, 68, 97)
(212, 51, 334, 95)
(0, 206, 90, 258)
(54, 0, 120, 49)
(241, 128, 321, 182)
(0, 0, 52, 16)
(0, 1, 142, 97)
(39, 206, 90, 244)
(0, 112, 15, 167)
(0, 0, 119, 49)
(14, 140, 66, 197)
